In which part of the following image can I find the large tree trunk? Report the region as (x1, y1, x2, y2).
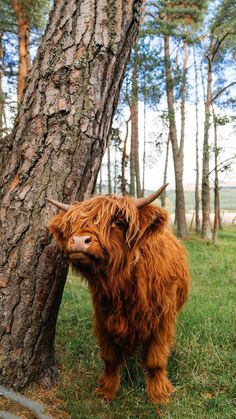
(201, 37, 213, 240)
(0, 0, 143, 390)
(164, 35, 188, 238)
(12, 0, 31, 103)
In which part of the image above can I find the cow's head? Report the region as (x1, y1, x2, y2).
(47, 185, 169, 273)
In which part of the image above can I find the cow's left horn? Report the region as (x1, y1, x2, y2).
(133, 184, 169, 209)
(46, 197, 72, 211)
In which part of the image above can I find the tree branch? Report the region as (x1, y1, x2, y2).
(211, 81, 236, 103)
(212, 31, 231, 59)
(209, 155, 236, 175)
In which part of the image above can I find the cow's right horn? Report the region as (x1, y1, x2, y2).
(46, 197, 72, 211)
(133, 184, 168, 209)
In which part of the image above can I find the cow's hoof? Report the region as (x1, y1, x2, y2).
(95, 386, 116, 402)
(147, 370, 174, 404)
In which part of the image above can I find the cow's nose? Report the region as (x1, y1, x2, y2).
(69, 235, 92, 252)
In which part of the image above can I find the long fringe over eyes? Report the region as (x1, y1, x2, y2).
(61, 195, 141, 246)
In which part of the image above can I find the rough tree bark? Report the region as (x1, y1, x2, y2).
(12, 0, 31, 103)
(0, 0, 143, 390)
(164, 34, 188, 238)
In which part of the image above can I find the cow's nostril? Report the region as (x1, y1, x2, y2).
(85, 236, 91, 244)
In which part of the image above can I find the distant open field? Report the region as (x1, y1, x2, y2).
(164, 187, 236, 226)
(99, 187, 236, 223)
(164, 187, 236, 214)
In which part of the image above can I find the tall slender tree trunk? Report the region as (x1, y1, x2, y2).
(121, 117, 130, 196)
(12, 0, 31, 103)
(212, 107, 219, 245)
(114, 140, 117, 194)
(164, 34, 188, 238)
(99, 165, 102, 194)
(130, 46, 141, 197)
(130, 99, 136, 196)
(202, 37, 213, 240)
(218, 195, 222, 230)
(0, 31, 4, 139)
(193, 45, 201, 232)
(179, 38, 188, 156)
(142, 90, 147, 197)
(107, 138, 112, 194)
(200, 59, 206, 103)
(161, 135, 170, 208)
(0, 0, 143, 390)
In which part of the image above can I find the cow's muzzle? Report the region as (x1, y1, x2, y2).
(68, 235, 92, 254)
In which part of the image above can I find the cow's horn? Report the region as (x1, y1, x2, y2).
(133, 184, 169, 209)
(46, 197, 72, 211)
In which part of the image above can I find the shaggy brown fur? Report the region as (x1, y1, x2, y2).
(48, 194, 190, 404)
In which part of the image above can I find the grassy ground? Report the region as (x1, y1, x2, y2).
(54, 227, 236, 418)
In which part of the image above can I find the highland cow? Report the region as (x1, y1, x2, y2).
(47, 185, 190, 404)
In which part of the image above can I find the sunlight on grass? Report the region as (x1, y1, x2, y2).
(55, 227, 236, 418)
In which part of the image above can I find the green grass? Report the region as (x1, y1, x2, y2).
(55, 227, 236, 418)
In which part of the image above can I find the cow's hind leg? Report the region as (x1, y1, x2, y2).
(143, 320, 175, 404)
(95, 333, 123, 401)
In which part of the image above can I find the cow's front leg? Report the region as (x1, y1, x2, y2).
(143, 320, 175, 404)
(95, 330, 123, 401)
(96, 358, 123, 401)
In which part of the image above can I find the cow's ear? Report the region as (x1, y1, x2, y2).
(138, 204, 169, 234)
(48, 212, 66, 247)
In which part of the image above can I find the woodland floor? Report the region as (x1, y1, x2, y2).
(0, 227, 236, 418)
